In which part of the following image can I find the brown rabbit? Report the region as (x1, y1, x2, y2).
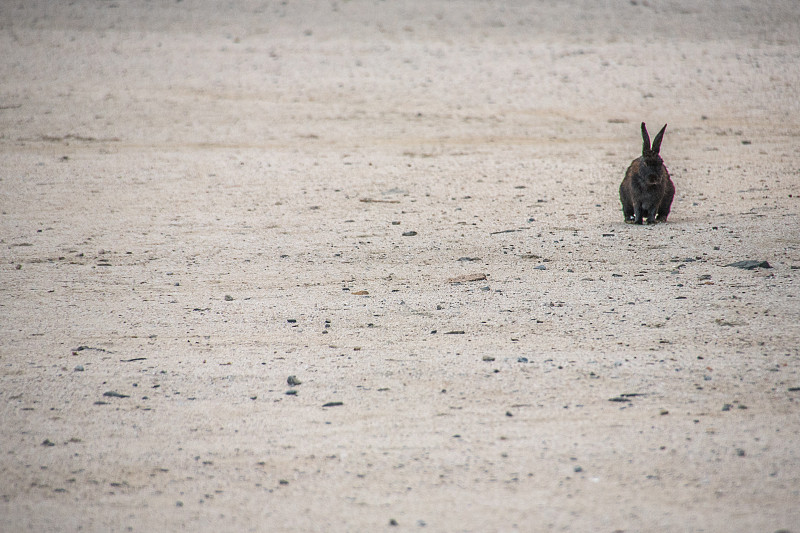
(619, 122, 675, 224)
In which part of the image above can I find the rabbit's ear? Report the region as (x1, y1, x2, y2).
(652, 124, 667, 154)
(641, 122, 651, 152)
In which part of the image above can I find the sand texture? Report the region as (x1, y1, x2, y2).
(2, 1, 800, 531)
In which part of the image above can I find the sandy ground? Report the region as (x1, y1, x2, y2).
(2, 1, 800, 531)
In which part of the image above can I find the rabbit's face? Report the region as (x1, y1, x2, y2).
(641, 154, 664, 185)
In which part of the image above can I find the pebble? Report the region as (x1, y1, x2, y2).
(402, 231, 417, 236)
(725, 260, 771, 270)
(287, 375, 302, 386)
(224, 295, 234, 301)
(41, 439, 56, 447)
(103, 391, 130, 398)
(74, 365, 84, 372)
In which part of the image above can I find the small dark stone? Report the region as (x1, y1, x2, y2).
(41, 439, 56, 447)
(482, 356, 495, 362)
(322, 401, 343, 407)
(279, 479, 289, 485)
(725, 260, 772, 270)
(176, 500, 183, 507)
(736, 448, 746, 457)
(722, 403, 732, 411)
(573, 466, 583, 473)
(517, 357, 529, 363)
(505, 411, 513, 417)
(608, 397, 631, 403)
(285, 390, 298, 396)
(389, 518, 399, 526)
(224, 295, 234, 301)
(74, 365, 84, 372)
(287, 375, 302, 386)
(103, 391, 130, 398)
(402, 231, 417, 236)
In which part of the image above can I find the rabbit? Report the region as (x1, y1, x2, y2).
(619, 122, 675, 224)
